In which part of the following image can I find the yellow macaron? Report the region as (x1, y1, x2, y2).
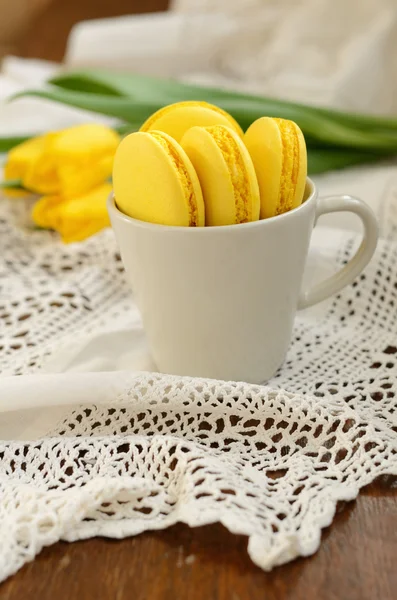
(244, 117, 307, 219)
(181, 125, 260, 226)
(112, 130, 205, 227)
(140, 101, 244, 143)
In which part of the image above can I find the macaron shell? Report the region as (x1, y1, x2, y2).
(140, 101, 244, 142)
(244, 117, 307, 219)
(181, 125, 260, 226)
(112, 131, 204, 227)
(244, 118, 283, 219)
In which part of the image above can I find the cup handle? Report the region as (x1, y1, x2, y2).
(298, 195, 378, 310)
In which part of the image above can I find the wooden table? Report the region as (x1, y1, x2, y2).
(2, 478, 397, 599)
(4, 1, 397, 598)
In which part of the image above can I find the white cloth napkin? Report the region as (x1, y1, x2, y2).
(0, 56, 116, 139)
(67, 0, 397, 115)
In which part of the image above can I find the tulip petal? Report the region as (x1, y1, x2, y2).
(4, 136, 47, 183)
(60, 216, 111, 244)
(21, 133, 60, 195)
(56, 154, 114, 198)
(32, 182, 112, 243)
(52, 124, 120, 158)
(7, 124, 120, 198)
(53, 124, 119, 197)
(32, 194, 64, 229)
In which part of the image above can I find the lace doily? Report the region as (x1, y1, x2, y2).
(1, 177, 397, 582)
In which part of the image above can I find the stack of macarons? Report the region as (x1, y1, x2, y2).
(112, 101, 307, 227)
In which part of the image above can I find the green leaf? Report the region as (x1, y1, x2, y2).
(50, 70, 397, 132)
(49, 71, 125, 96)
(49, 70, 234, 101)
(13, 87, 397, 152)
(0, 135, 31, 153)
(308, 148, 393, 174)
(216, 99, 397, 150)
(114, 123, 138, 136)
(11, 88, 161, 123)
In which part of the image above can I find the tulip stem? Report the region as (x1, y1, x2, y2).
(0, 178, 24, 189)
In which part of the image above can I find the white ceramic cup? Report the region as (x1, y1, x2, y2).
(108, 179, 378, 383)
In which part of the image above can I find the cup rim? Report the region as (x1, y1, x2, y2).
(108, 177, 317, 233)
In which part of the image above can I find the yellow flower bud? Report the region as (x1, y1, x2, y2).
(4, 124, 120, 196)
(4, 135, 47, 183)
(3, 135, 49, 197)
(32, 182, 112, 243)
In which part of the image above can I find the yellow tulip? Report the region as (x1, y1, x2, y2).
(3, 135, 49, 197)
(4, 124, 120, 196)
(32, 182, 112, 243)
(4, 135, 48, 183)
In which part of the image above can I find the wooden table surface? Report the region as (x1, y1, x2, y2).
(4, 1, 397, 598)
(2, 477, 397, 599)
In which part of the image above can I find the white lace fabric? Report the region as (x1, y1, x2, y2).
(1, 174, 397, 582)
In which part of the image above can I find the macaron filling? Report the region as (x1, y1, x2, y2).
(205, 126, 249, 224)
(275, 118, 300, 215)
(149, 131, 199, 227)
